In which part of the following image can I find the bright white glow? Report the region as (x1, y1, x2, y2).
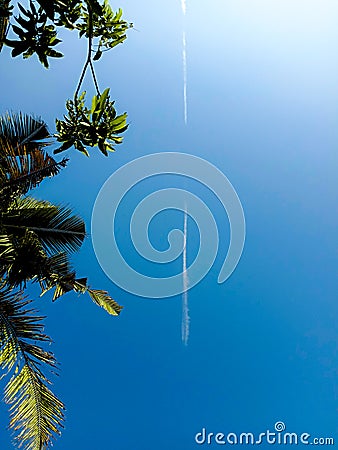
(181, 0, 187, 15)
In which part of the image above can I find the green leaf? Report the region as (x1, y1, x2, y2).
(87, 289, 123, 316)
(0, 288, 64, 449)
(91, 94, 98, 114)
(53, 139, 74, 153)
(11, 43, 29, 57)
(46, 49, 63, 58)
(17, 3, 31, 18)
(36, 0, 55, 19)
(93, 49, 102, 61)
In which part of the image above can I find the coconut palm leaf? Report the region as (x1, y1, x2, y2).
(42, 276, 123, 316)
(0, 139, 68, 201)
(0, 287, 65, 450)
(0, 113, 68, 203)
(3, 244, 123, 319)
(37, 251, 77, 297)
(42, 251, 75, 280)
(3, 197, 86, 255)
(0, 110, 122, 449)
(0, 113, 50, 152)
(5, 364, 64, 450)
(0, 233, 15, 267)
(2, 236, 76, 291)
(74, 279, 123, 315)
(2, 229, 47, 288)
(86, 288, 123, 316)
(3, 239, 124, 316)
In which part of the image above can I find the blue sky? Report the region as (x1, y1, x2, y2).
(0, 0, 337, 448)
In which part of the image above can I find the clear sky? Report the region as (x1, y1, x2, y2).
(0, 0, 337, 448)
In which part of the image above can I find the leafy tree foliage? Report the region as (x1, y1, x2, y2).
(0, 112, 123, 450)
(0, 1, 132, 446)
(55, 88, 128, 156)
(0, 0, 132, 156)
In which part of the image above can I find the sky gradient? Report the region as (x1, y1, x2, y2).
(0, 0, 337, 448)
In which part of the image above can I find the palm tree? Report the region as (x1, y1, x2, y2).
(0, 112, 122, 449)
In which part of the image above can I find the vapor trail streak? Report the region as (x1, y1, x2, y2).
(182, 31, 188, 125)
(181, 0, 186, 15)
(181, 207, 190, 345)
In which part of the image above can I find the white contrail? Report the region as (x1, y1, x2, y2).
(181, 0, 189, 340)
(181, 207, 190, 345)
(180, 0, 188, 125)
(181, 0, 186, 15)
(182, 31, 188, 126)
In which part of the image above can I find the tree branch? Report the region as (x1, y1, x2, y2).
(74, 1, 94, 99)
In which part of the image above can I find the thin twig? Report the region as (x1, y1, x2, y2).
(89, 60, 100, 95)
(74, 60, 90, 100)
(74, 1, 94, 100)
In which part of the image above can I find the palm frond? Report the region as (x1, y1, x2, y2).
(42, 277, 123, 316)
(0, 141, 68, 201)
(0, 234, 15, 269)
(4, 229, 47, 288)
(0, 113, 50, 152)
(5, 364, 64, 450)
(87, 288, 123, 316)
(0, 288, 65, 449)
(39, 252, 77, 299)
(3, 242, 76, 298)
(3, 197, 86, 255)
(49, 274, 77, 300)
(0, 289, 52, 370)
(42, 252, 75, 280)
(0, 133, 68, 206)
(74, 280, 123, 316)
